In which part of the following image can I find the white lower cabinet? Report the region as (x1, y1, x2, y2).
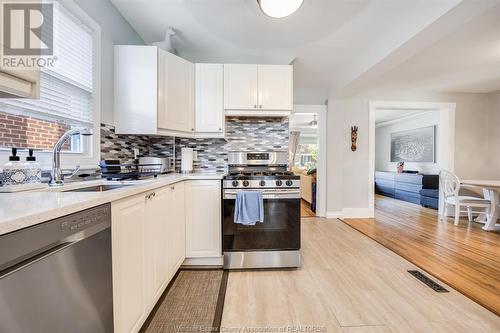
(167, 182, 186, 280)
(112, 183, 186, 333)
(185, 180, 222, 260)
(112, 195, 147, 333)
(145, 187, 170, 304)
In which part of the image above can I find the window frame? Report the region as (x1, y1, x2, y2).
(294, 141, 318, 169)
(0, 0, 101, 170)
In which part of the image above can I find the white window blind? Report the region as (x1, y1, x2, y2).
(0, 1, 94, 125)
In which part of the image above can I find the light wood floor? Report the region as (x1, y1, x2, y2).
(301, 199, 316, 217)
(343, 195, 500, 317)
(221, 217, 500, 332)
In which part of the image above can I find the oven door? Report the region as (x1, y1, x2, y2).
(223, 189, 301, 252)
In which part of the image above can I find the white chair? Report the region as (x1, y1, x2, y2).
(439, 170, 491, 226)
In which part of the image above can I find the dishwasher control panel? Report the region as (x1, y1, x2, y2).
(60, 204, 111, 233)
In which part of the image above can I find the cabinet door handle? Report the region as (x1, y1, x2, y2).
(191, 128, 195, 131)
(171, 186, 175, 190)
(218, 128, 222, 131)
(152, 192, 156, 197)
(259, 105, 262, 108)
(254, 104, 257, 109)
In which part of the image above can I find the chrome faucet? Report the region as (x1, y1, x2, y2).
(50, 128, 93, 187)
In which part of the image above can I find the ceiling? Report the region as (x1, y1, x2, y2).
(289, 114, 317, 135)
(352, 2, 500, 94)
(110, 0, 500, 95)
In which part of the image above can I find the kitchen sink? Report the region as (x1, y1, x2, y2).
(63, 184, 133, 192)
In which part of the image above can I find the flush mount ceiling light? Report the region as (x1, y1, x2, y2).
(257, 0, 304, 18)
(309, 115, 318, 129)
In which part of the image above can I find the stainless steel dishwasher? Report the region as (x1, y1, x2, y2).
(0, 204, 113, 333)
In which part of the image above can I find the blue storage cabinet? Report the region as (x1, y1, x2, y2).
(375, 171, 439, 209)
(374, 172, 395, 198)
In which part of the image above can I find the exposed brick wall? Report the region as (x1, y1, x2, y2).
(0, 112, 71, 150)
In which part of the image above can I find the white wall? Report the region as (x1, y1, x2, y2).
(488, 90, 500, 179)
(375, 112, 440, 174)
(294, 87, 328, 105)
(74, 0, 145, 125)
(326, 90, 492, 215)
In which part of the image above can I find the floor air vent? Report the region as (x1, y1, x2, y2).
(408, 270, 449, 293)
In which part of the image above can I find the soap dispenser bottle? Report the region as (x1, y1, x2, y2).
(2, 148, 28, 186)
(24, 149, 42, 183)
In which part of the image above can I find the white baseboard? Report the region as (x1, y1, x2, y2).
(326, 208, 375, 219)
(182, 256, 223, 267)
(326, 211, 344, 219)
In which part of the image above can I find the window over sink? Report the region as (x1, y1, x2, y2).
(0, 0, 100, 168)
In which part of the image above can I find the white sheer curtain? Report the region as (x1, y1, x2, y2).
(289, 131, 301, 170)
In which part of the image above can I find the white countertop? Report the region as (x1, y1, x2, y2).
(0, 172, 224, 236)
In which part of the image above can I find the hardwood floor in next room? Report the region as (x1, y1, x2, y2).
(342, 195, 500, 317)
(221, 217, 500, 332)
(301, 199, 316, 217)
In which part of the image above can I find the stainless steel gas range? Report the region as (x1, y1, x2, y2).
(222, 151, 301, 269)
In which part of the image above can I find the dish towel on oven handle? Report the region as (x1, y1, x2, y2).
(234, 191, 264, 226)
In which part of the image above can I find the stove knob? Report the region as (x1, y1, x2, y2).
(286, 180, 293, 186)
(275, 180, 283, 186)
(232, 180, 239, 187)
(243, 180, 250, 187)
(259, 180, 266, 187)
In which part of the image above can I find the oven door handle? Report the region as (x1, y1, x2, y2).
(223, 190, 301, 200)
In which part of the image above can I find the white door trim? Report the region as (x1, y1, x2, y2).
(292, 104, 327, 217)
(368, 101, 456, 217)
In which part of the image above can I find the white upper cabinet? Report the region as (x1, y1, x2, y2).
(258, 65, 293, 111)
(195, 64, 224, 135)
(114, 46, 158, 135)
(224, 64, 258, 110)
(115, 46, 294, 134)
(224, 64, 293, 115)
(114, 45, 194, 136)
(158, 51, 195, 133)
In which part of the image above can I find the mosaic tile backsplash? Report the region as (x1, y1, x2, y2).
(100, 124, 150, 164)
(225, 117, 289, 151)
(101, 117, 289, 172)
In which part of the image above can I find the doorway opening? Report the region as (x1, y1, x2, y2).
(290, 105, 327, 218)
(368, 101, 456, 216)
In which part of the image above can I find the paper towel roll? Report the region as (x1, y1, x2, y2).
(181, 148, 194, 173)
